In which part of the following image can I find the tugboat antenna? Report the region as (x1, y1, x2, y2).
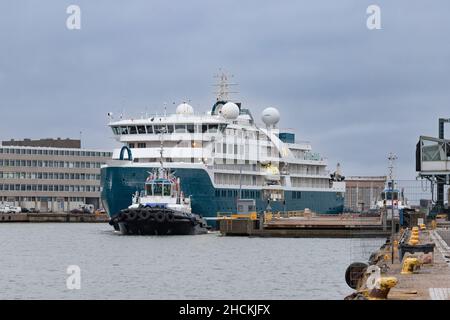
(387, 152, 397, 181)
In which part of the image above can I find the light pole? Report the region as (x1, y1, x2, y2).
(388, 152, 398, 264)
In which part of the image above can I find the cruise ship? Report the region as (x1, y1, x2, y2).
(100, 76, 346, 228)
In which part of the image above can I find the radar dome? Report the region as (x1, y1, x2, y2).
(221, 102, 240, 120)
(262, 107, 280, 126)
(176, 103, 194, 115)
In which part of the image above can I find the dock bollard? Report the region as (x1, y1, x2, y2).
(367, 277, 398, 300)
(401, 257, 421, 275)
(408, 228, 420, 246)
(431, 220, 437, 230)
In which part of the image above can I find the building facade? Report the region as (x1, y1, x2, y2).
(0, 139, 112, 212)
(345, 176, 387, 212)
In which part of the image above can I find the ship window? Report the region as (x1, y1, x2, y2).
(175, 124, 187, 133)
(128, 126, 137, 134)
(137, 126, 146, 134)
(166, 125, 174, 133)
(129, 143, 135, 149)
(383, 191, 398, 201)
(120, 126, 128, 135)
(202, 124, 208, 133)
(163, 184, 171, 196)
(153, 125, 165, 133)
(208, 124, 218, 133)
(138, 143, 146, 148)
(145, 184, 152, 195)
(153, 183, 162, 196)
(187, 124, 195, 133)
(146, 125, 154, 134)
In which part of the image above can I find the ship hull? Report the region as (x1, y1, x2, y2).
(101, 165, 344, 222)
(113, 207, 208, 235)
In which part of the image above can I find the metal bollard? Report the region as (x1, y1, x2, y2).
(401, 257, 421, 275)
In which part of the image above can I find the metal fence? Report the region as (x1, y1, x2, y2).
(347, 179, 449, 263)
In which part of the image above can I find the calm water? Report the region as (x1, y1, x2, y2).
(0, 223, 384, 300)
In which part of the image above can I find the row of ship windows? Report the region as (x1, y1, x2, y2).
(214, 189, 303, 200)
(113, 125, 267, 140)
(0, 148, 111, 157)
(0, 172, 101, 181)
(1, 196, 86, 202)
(214, 189, 262, 199)
(0, 159, 104, 169)
(112, 124, 225, 135)
(0, 184, 100, 192)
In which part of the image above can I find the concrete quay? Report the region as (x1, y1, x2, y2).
(0, 212, 109, 223)
(345, 227, 450, 300)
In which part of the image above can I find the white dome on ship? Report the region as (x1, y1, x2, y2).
(221, 102, 240, 120)
(176, 103, 194, 115)
(262, 107, 280, 126)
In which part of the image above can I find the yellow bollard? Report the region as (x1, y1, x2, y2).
(367, 277, 399, 300)
(409, 231, 419, 245)
(401, 257, 421, 274)
(420, 224, 426, 230)
(431, 220, 437, 230)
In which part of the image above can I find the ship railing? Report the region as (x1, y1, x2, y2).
(269, 211, 314, 219)
(216, 212, 258, 220)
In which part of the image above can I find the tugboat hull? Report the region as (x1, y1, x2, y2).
(110, 207, 208, 235)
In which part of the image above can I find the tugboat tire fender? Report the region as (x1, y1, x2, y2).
(138, 210, 151, 220)
(155, 212, 165, 223)
(126, 210, 138, 221)
(166, 212, 175, 222)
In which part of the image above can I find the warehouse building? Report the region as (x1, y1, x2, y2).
(345, 176, 387, 212)
(0, 138, 112, 212)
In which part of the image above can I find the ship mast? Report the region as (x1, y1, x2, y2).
(158, 126, 166, 177)
(213, 69, 238, 101)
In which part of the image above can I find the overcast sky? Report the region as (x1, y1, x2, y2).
(1, 0, 449, 180)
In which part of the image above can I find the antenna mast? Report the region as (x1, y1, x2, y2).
(213, 69, 238, 101)
(388, 152, 398, 180)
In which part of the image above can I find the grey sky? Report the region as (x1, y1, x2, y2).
(1, 0, 449, 179)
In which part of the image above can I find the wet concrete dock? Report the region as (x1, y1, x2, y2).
(0, 213, 109, 223)
(346, 228, 450, 300)
(219, 214, 391, 238)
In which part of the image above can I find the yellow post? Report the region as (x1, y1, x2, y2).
(401, 257, 421, 274)
(431, 220, 437, 230)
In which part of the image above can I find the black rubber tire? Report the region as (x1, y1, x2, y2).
(166, 212, 175, 222)
(126, 210, 138, 221)
(345, 262, 368, 289)
(138, 210, 151, 220)
(155, 212, 165, 223)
